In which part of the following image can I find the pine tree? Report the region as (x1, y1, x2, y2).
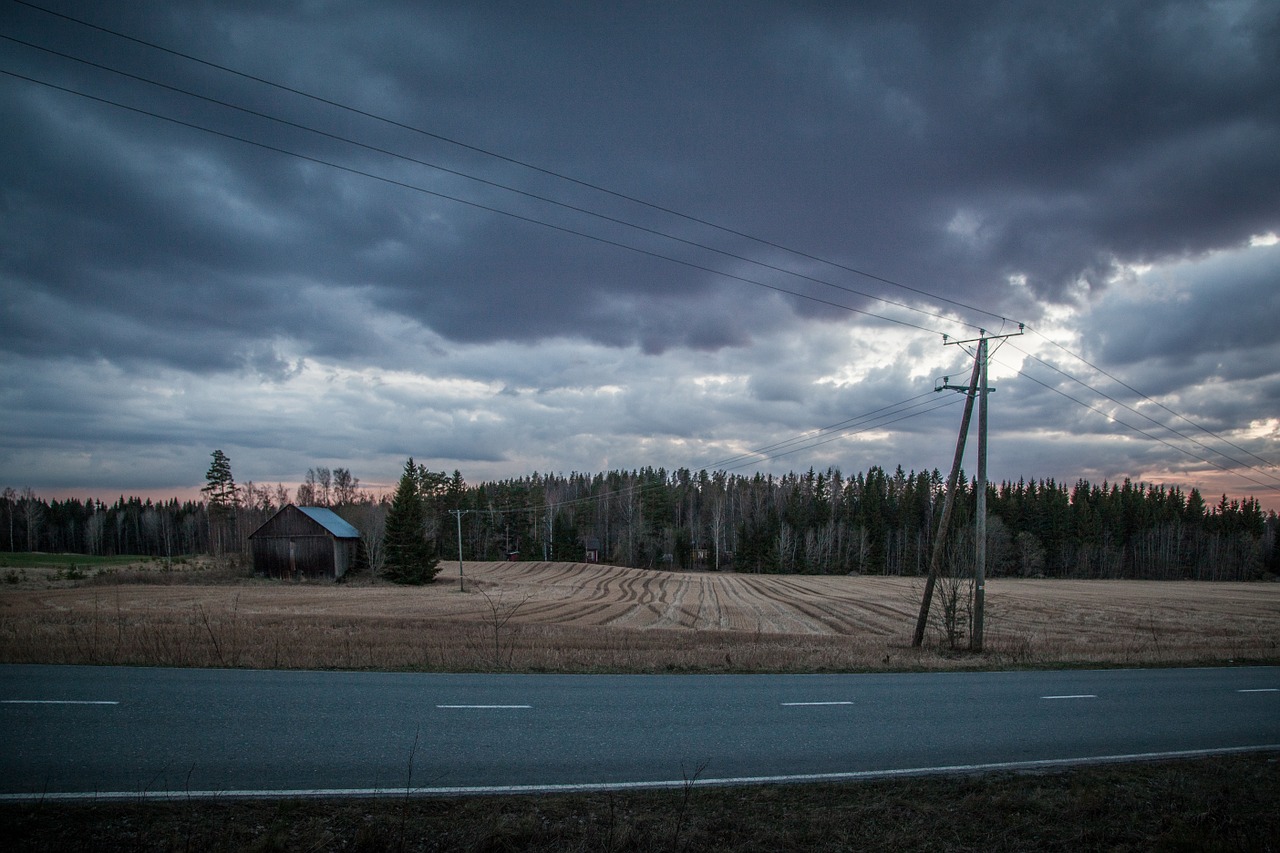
(201, 449, 240, 555)
(201, 450, 240, 510)
(382, 458, 439, 584)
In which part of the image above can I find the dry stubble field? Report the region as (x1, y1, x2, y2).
(1, 559, 1278, 672)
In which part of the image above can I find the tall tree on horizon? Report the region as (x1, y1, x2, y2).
(201, 449, 240, 555)
(382, 458, 439, 585)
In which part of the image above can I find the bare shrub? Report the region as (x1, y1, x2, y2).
(934, 533, 975, 651)
(475, 585, 531, 669)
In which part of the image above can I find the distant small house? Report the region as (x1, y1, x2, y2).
(582, 537, 601, 563)
(249, 505, 361, 580)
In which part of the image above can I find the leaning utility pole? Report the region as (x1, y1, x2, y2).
(911, 349, 981, 647)
(912, 327, 1020, 649)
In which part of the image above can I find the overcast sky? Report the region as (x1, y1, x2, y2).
(2, 0, 1278, 510)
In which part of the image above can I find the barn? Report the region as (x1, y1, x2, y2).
(249, 505, 361, 580)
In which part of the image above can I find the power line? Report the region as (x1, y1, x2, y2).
(715, 395, 964, 474)
(0, 65, 943, 336)
(477, 392, 964, 516)
(995, 356, 1280, 494)
(1023, 326, 1277, 470)
(704, 392, 941, 470)
(12, 0, 1019, 328)
(1006, 339, 1280, 488)
(0, 30, 982, 335)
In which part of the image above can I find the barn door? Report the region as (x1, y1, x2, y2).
(288, 539, 297, 579)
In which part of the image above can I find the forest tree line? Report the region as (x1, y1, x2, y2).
(3, 460, 1277, 581)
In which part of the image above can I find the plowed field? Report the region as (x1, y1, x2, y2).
(1, 560, 1277, 672)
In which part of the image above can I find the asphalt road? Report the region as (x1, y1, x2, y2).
(2, 664, 1277, 799)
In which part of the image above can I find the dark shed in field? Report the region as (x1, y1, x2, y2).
(249, 505, 361, 580)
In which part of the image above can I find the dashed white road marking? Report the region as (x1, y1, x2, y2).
(782, 701, 855, 706)
(436, 704, 532, 709)
(1041, 694, 1097, 700)
(1, 700, 119, 705)
(1238, 688, 1278, 693)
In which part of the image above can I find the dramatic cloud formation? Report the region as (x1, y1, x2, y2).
(2, 0, 1278, 507)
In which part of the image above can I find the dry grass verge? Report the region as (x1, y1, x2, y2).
(1, 561, 1277, 672)
(5, 753, 1278, 852)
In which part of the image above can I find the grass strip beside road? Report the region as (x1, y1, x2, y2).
(5, 753, 1277, 852)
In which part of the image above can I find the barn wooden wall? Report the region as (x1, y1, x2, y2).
(250, 506, 357, 580)
(252, 535, 343, 579)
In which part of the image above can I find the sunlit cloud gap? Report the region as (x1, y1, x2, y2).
(1009, 338, 1280, 481)
(995, 357, 1280, 494)
(1021, 329, 1278, 472)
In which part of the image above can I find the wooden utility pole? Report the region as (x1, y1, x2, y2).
(451, 509, 466, 592)
(913, 327, 1020, 649)
(912, 349, 981, 647)
(972, 335, 989, 651)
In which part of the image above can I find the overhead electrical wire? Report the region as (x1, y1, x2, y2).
(1004, 340, 1280, 488)
(1022, 327, 1277, 470)
(713, 394, 964, 474)
(0, 65, 943, 336)
(703, 391, 941, 470)
(0, 31, 980, 336)
(994, 356, 1280, 494)
(12, 0, 1018, 328)
(506, 391, 966, 515)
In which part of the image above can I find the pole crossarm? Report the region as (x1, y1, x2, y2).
(937, 380, 996, 395)
(941, 326, 1024, 347)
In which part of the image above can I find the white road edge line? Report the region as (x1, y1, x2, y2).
(1041, 694, 1097, 700)
(1, 700, 119, 705)
(782, 701, 855, 706)
(4, 744, 1276, 803)
(435, 704, 532, 709)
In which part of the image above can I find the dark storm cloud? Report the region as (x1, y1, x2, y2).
(5, 0, 1277, 366)
(2, 0, 1278, 502)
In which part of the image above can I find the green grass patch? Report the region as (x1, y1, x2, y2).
(4, 753, 1277, 852)
(0, 553, 155, 569)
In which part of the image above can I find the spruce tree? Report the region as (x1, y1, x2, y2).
(382, 458, 439, 584)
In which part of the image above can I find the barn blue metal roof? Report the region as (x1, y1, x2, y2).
(297, 506, 361, 539)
